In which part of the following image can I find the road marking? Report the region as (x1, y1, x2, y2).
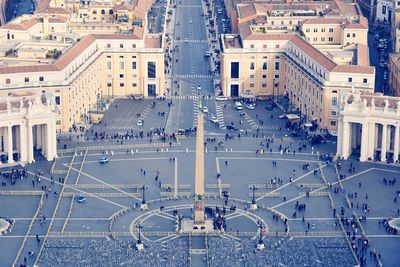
(216, 157, 222, 198)
(174, 158, 178, 198)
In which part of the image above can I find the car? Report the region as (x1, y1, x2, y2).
(246, 104, 255, 110)
(239, 111, 246, 117)
(196, 85, 202, 90)
(234, 102, 243, 110)
(215, 95, 227, 101)
(279, 114, 287, 119)
(203, 106, 209, 113)
(137, 119, 143, 126)
(184, 38, 189, 43)
(226, 125, 238, 131)
(77, 195, 87, 203)
(189, 20, 192, 24)
(205, 51, 211, 57)
(210, 116, 219, 124)
(100, 157, 109, 164)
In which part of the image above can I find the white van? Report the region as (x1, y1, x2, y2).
(215, 95, 227, 101)
(205, 51, 211, 57)
(234, 102, 243, 110)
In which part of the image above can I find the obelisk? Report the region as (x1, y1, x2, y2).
(194, 113, 205, 226)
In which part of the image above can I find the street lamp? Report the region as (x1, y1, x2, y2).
(272, 78, 275, 99)
(140, 184, 148, 210)
(135, 221, 144, 251)
(250, 183, 257, 210)
(107, 82, 111, 102)
(256, 221, 265, 251)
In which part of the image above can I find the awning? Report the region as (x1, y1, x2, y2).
(132, 21, 143, 25)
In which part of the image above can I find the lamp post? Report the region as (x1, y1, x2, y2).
(272, 78, 275, 99)
(135, 221, 144, 251)
(107, 83, 111, 102)
(140, 184, 148, 210)
(256, 221, 265, 251)
(250, 183, 257, 210)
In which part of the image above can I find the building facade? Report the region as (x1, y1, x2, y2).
(0, 94, 58, 165)
(337, 91, 400, 163)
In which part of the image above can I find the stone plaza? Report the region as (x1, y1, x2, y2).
(0, 98, 399, 267)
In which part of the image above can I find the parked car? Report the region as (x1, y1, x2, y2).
(137, 119, 143, 126)
(246, 104, 255, 110)
(210, 116, 219, 124)
(203, 106, 209, 113)
(234, 102, 243, 110)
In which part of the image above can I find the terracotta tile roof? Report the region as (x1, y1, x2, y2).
(49, 16, 68, 23)
(332, 64, 374, 74)
(289, 35, 337, 71)
(53, 35, 97, 70)
(145, 36, 161, 48)
(133, 26, 144, 39)
(302, 18, 345, 25)
(1, 18, 40, 31)
(237, 4, 257, 19)
(36, 7, 71, 15)
(0, 33, 148, 75)
(238, 23, 252, 40)
(356, 44, 369, 66)
(133, 8, 146, 21)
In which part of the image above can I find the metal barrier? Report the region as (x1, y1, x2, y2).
(62, 192, 141, 198)
(206, 184, 230, 189)
(296, 183, 326, 189)
(250, 192, 280, 197)
(0, 190, 43, 196)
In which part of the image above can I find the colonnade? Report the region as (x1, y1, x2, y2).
(337, 121, 400, 162)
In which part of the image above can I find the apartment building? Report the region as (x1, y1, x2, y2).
(221, 1, 375, 133)
(0, 0, 164, 131)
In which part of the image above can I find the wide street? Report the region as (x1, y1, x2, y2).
(0, 0, 399, 266)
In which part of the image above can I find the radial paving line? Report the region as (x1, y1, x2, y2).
(34, 150, 77, 266)
(12, 193, 44, 267)
(74, 148, 88, 186)
(174, 157, 178, 198)
(61, 194, 75, 233)
(66, 165, 141, 200)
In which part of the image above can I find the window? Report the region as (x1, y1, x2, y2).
(348, 77, 352, 82)
(107, 62, 112, 69)
(262, 62, 267, 70)
(250, 44, 254, 48)
(120, 44, 124, 48)
(39, 76, 44, 82)
(263, 44, 268, 48)
(274, 74, 280, 79)
(330, 110, 337, 116)
(329, 28, 333, 32)
(148, 61, 156, 78)
(352, 33, 356, 38)
(120, 83, 125, 87)
(24, 77, 29, 83)
(119, 62, 124, 70)
(119, 74, 124, 78)
(328, 37, 333, 42)
(262, 83, 267, 88)
(363, 78, 368, 84)
(321, 28, 325, 32)
(331, 96, 338, 106)
(262, 74, 267, 79)
(330, 120, 337, 126)
(382, 5, 386, 14)
(55, 96, 61, 105)
(250, 62, 255, 70)
(274, 62, 280, 71)
(347, 33, 350, 37)
(132, 83, 137, 87)
(313, 37, 317, 42)
(132, 61, 137, 70)
(249, 83, 254, 88)
(321, 37, 325, 42)
(132, 44, 136, 48)
(119, 56, 124, 58)
(313, 28, 318, 33)
(250, 74, 255, 79)
(231, 62, 239, 79)
(306, 28, 310, 33)
(275, 44, 280, 48)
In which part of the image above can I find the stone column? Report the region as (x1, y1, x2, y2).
(336, 119, 343, 156)
(342, 121, 351, 159)
(27, 124, 34, 163)
(367, 122, 376, 159)
(381, 124, 388, 162)
(7, 126, 14, 163)
(394, 126, 399, 162)
(41, 124, 47, 157)
(36, 124, 42, 149)
(51, 120, 58, 159)
(20, 124, 27, 162)
(45, 123, 53, 161)
(359, 122, 369, 162)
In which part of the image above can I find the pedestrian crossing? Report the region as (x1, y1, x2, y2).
(175, 39, 208, 43)
(193, 98, 200, 127)
(215, 104, 225, 128)
(242, 112, 259, 130)
(106, 104, 152, 130)
(173, 74, 213, 79)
